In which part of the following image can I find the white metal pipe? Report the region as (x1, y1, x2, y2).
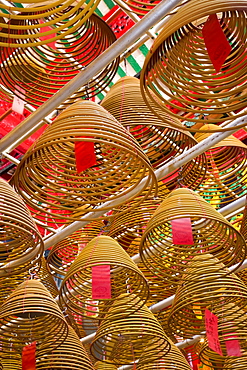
(44, 114, 247, 250)
(0, 0, 183, 154)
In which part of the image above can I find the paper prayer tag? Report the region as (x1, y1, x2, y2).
(92, 264, 111, 300)
(171, 218, 194, 245)
(205, 309, 223, 356)
(12, 87, 25, 115)
(202, 14, 231, 72)
(225, 333, 242, 357)
(75, 140, 97, 174)
(22, 341, 36, 370)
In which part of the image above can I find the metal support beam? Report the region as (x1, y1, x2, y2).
(0, 0, 183, 154)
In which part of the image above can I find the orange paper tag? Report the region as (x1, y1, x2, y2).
(22, 342, 36, 370)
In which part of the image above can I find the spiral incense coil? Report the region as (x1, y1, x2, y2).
(0, 0, 100, 48)
(95, 361, 118, 370)
(156, 305, 177, 341)
(37, 257, 59, 298)
(198, 303, 247, 368)
(137, 339, 191, 370)
(168, 254, 247, 338)
(0, 279, 68, 354)
(239, 199, 247, 240)
(0, 354, 21, 369)
(139, 188, 246, 285)
(65, 309, 92, 339)
(13, 101, 157, 226)
(223, 351, 247, 369)
(0, 13, 119, 107)
(101, 77, 207, 191)
(0, 177, 43, 277)
(194, 124, 247, 209)
(107, 194, 165, 257)
(139, 261, 177, 306)
(140, 0, 247, 132)
(47, 220, 104, 282)
(0, 270, 28, 307)
(36, 326, 95, 370)
(90, 294, 171, 365)
(59, 236, 149, 319)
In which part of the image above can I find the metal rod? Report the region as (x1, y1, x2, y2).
(44, 114, 247, 250)
(0, 0, 183, 154)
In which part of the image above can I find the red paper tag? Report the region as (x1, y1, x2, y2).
(205, 309, 223, 356)
(225, 336, 242, 357)
(202, 14, 232, 72)
(171, 218, 194, 245)
(92, 265, 111, 299)
(75, 140, 97, 174)
(12, 87, 25, 115)
(22, 342, 36, 370)
(39, 20, 56, 49)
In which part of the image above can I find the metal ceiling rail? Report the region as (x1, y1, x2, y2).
(43, 114, 247, 250)
(0, 0, 183, 155)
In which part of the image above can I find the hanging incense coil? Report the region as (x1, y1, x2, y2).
(0, 1, 100, 48)
(0, 270, 29, 307)
(0, 279, 68, 354)
(90, 294, 171, 365)
(101, 76, 207, 190)
(168, 254, 247, 339)
(223, 351, 247, 369)
(239, 198, 247, 240)
(95, 361, 118, 370)
(157, 305, 177, 341)
(137, 339, 191, 370)
(36, 326, 95, 370)
(47, 220, 104, 283)
(194, 124, 247, 209)
(0, 354, 21, 369)
(64, 309, 89, 339)
(0, 13, 119, 108)
(59, 236, 149, 319)
(0, 177, 43, 277)
(139, 188, 246, 285)
(139, 261, 177, 306)
(13, 101, 157, 226)
(36, 257, 59, 298)
(107, 193, 165, 257)
(198, 303, 247, 368)
(140, 0, 247, 132)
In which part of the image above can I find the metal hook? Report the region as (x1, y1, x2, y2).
(177, 167, 184, 188)
(29, 266, 36, 279)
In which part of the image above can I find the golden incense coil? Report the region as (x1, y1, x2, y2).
(59, 236, 149, 319)
(140, 0, 247, 132)
(195, 124, 247, 209)
(168, 254, 247, 338)
(13, 101, 157, 226)
(101, 76, 207, 190)
(0, 177, 43, 277)
(90, 294, 171, 366)
(139, 188, 246, 285)
(0, 279, 68, 354)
